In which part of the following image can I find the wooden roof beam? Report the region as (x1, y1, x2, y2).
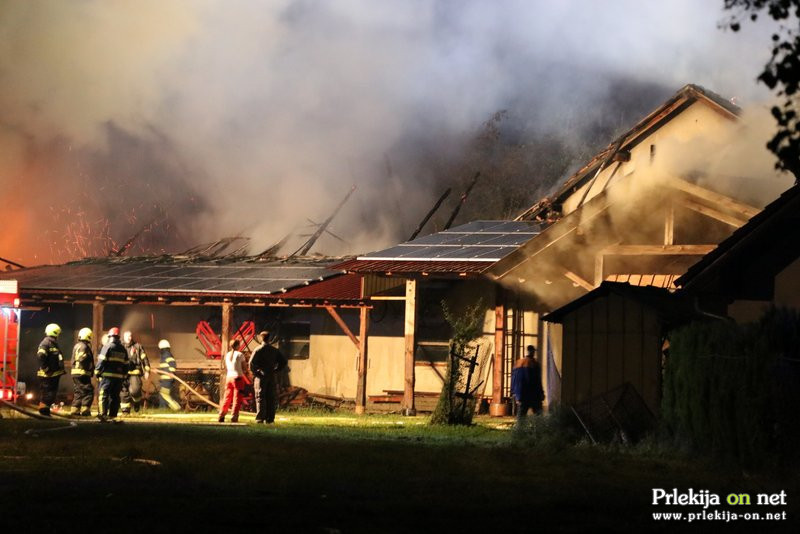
(676, 196, 748, 228)
(563, 270, 594, 291)
(663, 177, 759, 219)
(601, 244, 718, 256)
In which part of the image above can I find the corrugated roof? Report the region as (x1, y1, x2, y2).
(277, 273, 362, 301)
(605, 274, 679, 289)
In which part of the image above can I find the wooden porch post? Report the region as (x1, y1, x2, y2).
(491, 288, 507, 416)
(355, 306, 370, 414)
(402, 279, 417, 416)
(220, 302, 234, 398)
(92, 301, 104, 355)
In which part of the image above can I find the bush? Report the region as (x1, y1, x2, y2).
(512, 406, 584, 450)
(430, 299, 487, 426)
(662, 307, 800, 468)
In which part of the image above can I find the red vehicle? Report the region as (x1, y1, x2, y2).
(0, 280, 21, 402)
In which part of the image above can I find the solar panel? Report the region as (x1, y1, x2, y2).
(446, 221, 501, 232)
(357, 220, 539, 262)
(13, 259, 342, 295)
(477, 234, 533, 246)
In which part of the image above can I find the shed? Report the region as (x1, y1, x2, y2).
(543, 282, 693, 415)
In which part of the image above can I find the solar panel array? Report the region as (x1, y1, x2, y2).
(357, 221, 539, 262)
(13, 261, 342, 295)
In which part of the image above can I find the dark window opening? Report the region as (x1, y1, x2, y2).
(415, 342, 450, 365)
(279, 322, 310, 360)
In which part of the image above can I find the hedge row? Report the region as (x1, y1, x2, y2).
(662, 307, 800, 467)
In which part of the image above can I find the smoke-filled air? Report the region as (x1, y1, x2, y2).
(0, 0, 786, 265)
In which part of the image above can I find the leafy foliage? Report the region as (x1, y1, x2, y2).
(662, 307, 800, 468)
(725, 0, 800, 180)
(430, 298, 488, 426)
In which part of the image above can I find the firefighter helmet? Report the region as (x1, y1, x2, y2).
(78, 327, 92, 341)
(158, 339, 171, 349)
(45, 323, 61, 337)
(107, 327, 120, 337)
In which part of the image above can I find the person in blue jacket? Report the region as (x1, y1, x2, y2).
(511, 345, 544, 423)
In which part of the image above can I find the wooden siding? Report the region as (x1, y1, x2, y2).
(560, 292, 662, 414)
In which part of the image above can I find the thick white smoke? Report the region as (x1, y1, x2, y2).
(0, 0, 782, 265)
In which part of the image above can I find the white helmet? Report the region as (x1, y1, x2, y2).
(78, 327, 93, 341)
(158, 339, 171, 349)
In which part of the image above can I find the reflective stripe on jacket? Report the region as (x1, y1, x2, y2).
(37, 336, 65, 378)
(71, 339, 94, 376)
(95, 339, 129, 379)
(125, 341, 151, 376)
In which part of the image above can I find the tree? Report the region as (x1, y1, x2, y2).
(724, 0, 800, 181)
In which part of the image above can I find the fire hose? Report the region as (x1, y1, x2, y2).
(152, 369, 259, 416)
(152, 368, 219, 410)
(0, 398, 53, 420)
(0, 398, 79, 435)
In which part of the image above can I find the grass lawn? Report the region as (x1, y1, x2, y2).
(1, 409, 796, 533)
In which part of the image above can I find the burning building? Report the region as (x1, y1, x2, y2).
(6, 84, 797, 417)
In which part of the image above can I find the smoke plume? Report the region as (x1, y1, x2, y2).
(0, 0, 784, 265)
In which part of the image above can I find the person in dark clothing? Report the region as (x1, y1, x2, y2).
(69, 327, 95, 416)
(157, 339, 181, 411)
(248, 331, 287, 424)
(121, 330, 150, 414)
(94, 327, 129, 423)
(36, 323, 65, 416)
(511, 345, 544, 423)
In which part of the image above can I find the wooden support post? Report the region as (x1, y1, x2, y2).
(490, 289, 507, 417)
(664, 201, 674, 246)
(220, 302, 234, 398)
(402, 279, 417, 416)
(91, 301, 104, 355)
(355, 306, 370, 415)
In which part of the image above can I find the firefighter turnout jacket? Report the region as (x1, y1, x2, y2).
(95, 339, 129, 379)
(159, 348, 177, 376)
(70, 339, 94, 376)
(37, 335, 65, 378)
(125, 341, 150, 376)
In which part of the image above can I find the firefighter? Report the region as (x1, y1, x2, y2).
(94, 327, 129, 423)
(36, 323, 65, 416)
(157, 339, 181, 411)
(69, 327, 94, 416)
(121, 330, 150, 414)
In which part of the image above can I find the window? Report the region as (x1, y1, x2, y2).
(415, 341, 450, 365)
(279, 322, 310, 360)
(415, 285, 453, 366)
